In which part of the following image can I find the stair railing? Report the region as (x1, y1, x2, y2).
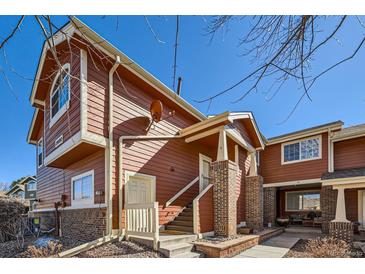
(193, 184, 214, 235)
(165, 176, 199, 207)
(125, 202, 159, 250)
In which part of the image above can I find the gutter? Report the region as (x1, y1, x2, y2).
(118, 135, 181, 235)
(106, 56, 121, 236)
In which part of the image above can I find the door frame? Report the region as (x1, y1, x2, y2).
(199, 153, 212, 193)
(124, 171, 156, 205)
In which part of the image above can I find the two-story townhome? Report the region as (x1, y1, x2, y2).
(261, 122, 365, 241)
(27, 18, 264, 248)
(27, 17, 365, 249)
(6, 176, 37, 211)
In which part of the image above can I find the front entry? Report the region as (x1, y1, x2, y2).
(199, 154, 212, 193)
(125, 172, 156, 204)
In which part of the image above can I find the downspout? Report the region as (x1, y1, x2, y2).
(107, 56, 121, 236)
(118, 135, 181, 236)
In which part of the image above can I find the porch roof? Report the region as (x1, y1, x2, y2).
(179, 111, 265, 151)
(322, 167, 365, 180)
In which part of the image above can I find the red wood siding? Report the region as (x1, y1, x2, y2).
(198, 187, 214, 233)
(44, 45, 81, 157)
(334, 137, 365, 170)
(260, 133, 328, 184)
(36, 149, 105, 209)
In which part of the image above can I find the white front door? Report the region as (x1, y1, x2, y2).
(199, 154, 212, 193)
(125, 172, 156, 205)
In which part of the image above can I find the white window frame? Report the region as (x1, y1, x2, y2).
(285, 190, 321, 212)
(37, 138, 43, 168)
(199, 153, 212, 193)
(71, 170, 94, 207)
(281, 135, 322, 165)
(124, 171, 156, 205)
(49, 63, 71, 128)
(27, 180, 37, 191)
(256, 150, 260, 166)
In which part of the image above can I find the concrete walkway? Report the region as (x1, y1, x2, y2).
(234, 234, 300, 258)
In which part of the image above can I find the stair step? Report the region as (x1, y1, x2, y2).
(159, 234, 197, 248)
(183, 207, 193, 212)
(170, 220, 193, 227)
(159, 243, 194, 258)
(176, 251, 203, 258)
(166, 225, 194, 233)
(175, 216, 193, 222)
(186, 204, 193, 208)
(179, 211, 193, 217)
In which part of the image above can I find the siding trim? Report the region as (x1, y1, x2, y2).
(33, 203, 107, 213)
(80, 48, 88, 138)
(263, 178, 322, 188)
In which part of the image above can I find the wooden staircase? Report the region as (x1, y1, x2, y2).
(165, 203, 194, 233)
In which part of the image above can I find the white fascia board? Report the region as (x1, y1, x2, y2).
(267, 125, 343, 145)
(263, 178, 322, 188)
(322, 176, 365, 187)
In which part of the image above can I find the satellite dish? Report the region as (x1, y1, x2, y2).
(150, 100, 163, 122)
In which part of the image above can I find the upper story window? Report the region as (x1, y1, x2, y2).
(27, 181, 37, 191)
(282, 135, 321, 164)
(37, 138, 43, 168)
(50, 64, 71, 128)
(71, 170, 94, 207)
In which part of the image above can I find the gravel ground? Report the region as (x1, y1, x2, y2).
(196, 234, 246, 244)
(284, 239, 365, 258)
(74, 240, 164, 258)
(0, 236, 87, 258)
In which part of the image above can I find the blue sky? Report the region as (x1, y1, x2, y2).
(0, 15, 364, 184)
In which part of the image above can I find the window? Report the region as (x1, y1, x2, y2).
(256, 151, 260, 166)
(17, 190, 25, 199)
(50, 64, 70, 127)
(27, 181, 37, 191)
(286, 191, 321, 211)
(37, 138, 43, 167)
(71, 170, 94, 206)
(282, 136, 321, 164)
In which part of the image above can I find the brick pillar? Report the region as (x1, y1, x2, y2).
(211, 160, 237, 237)
(245, 175, 264, 231)
(329, 221, 353, 242)
(321, 186, 337, 233)
(263, 187, 276, 227)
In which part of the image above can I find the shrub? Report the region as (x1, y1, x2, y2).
(0, 196, 27, 245)
(305, 237, 351, 258)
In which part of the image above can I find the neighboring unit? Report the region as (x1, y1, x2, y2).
(6, 176, 37, 211)
(27, 17, 365, 247)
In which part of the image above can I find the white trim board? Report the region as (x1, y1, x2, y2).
(33, 203, 107, 213)
(263, 178, 322, 188)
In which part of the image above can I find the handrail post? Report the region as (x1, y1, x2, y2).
(153, 202, 159, 250)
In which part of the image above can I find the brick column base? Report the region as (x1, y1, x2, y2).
(329, 221, 353, 242)
(211, 160, 237, 237)
(245, 175, 263, 231)
(263, 187, 276, 227)
(321, 186, 337, 233)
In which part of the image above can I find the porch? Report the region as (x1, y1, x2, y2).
(120, 112, 265, 254)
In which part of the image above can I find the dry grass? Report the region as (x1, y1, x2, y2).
(24, 241, 63, 258)
(285, 237, 364, 258)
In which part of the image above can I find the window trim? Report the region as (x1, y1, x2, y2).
(281, 134, 322, 165)
(37, 138, 43, 168)
(27, 180, 37, 191)
(49, 63, 71, 128)
(285, 189, 321, 212)
(71, 170, 94, 207)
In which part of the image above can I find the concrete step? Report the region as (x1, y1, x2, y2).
(176, 251, 203, 258)
(159, 242, 194, 258)
(170, 220, 193, 227)
(165, 225, 194, 233)
(159, 234, 197, 248)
